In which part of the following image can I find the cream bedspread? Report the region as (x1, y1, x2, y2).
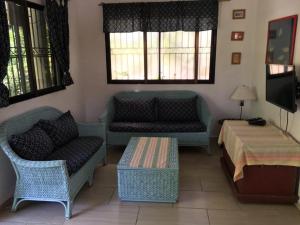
(218, 120, 300, 181)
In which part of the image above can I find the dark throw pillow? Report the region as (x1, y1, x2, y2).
(157, 97, 199, 122)
(36, 111, 79, 147)
(113, 97, 156, 122)
(9, 127, 54, 161)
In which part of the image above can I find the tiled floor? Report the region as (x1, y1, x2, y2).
(1, 140, 300, 225)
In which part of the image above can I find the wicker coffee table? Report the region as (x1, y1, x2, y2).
(117, 137, 179, 203)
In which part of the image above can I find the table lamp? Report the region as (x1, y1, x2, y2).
(231, 85, 257, 119)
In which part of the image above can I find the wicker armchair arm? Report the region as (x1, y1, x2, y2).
(99, 99, 114, 127)
(99, 110, 108, 123)
(77, 122, 105, 138)
(205, 114, 213, 136)
(1, 127, 67, 169)
(14, 158, 66, 168)
(13, 159, 70, 199)
(197, 98, 213, 136)
(2, 144, 70, 192)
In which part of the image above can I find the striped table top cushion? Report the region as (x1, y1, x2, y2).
(120, 137, 175, 169)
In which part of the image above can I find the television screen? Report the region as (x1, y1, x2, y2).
(266, 64, 297, 113)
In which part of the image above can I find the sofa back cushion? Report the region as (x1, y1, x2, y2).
(157, 97, 199, 122)
(36, 111, 79, 148)
(9, 127, 54, 161)
(113, 97, 156, 122)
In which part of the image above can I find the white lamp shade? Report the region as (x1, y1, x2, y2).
(231, 85, 257, 101)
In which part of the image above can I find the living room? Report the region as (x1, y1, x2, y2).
(0, 0, 300, 224)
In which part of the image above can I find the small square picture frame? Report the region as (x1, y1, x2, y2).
(233, 9, 246, 19)
(231, 31, 244, 41)
(232, 52, 242, 65)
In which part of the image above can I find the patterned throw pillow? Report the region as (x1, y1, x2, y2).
(113, 97, 156, 122)
(36, 111, 79, 148)
(9, 127, 54, 161)
(157, 97, 199, 122)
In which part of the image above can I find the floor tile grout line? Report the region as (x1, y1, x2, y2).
(175, 205, 241, 211)
(135, 206, 140, 225)
(199, 175, 204, 192)
(206, 209, 211, 225)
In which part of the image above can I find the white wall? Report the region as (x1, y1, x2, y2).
(1, 0, 299, 208)
(0, 0, 259, 205)
(249, 0, 300, 204)
(250, 0, 300, 139)
(74, 0, 258, 135)
(0, 0, 84, 205)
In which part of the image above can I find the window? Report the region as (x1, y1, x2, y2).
(4, 0, 63, 104)
(106, 30, 217, 84)
(102, 1, 219, 84)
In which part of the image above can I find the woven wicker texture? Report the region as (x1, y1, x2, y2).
(117, 137, 178, 203)
(0, 107, 106, 219)
(100, 91, 213, 153)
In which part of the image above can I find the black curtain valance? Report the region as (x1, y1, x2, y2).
(102, 0, 219, 33)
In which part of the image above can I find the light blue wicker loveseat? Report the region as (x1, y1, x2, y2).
(100, 90, 213, 153)
(0, 107, 106, 219)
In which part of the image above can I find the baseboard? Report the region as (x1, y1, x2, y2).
(210, 135, 218, 138)
(0, 197, 12, 210)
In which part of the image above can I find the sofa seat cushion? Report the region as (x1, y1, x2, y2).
(46, 136, 103, 175)
(109, 122, 206, 133)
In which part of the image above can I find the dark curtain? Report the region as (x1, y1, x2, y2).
(103, 0, 219, 33)
(103, 3, 145, 33)
(0, 0, 10, 107)
(46, 0, 73, 86)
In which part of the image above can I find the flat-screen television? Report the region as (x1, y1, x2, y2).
(266, 64, 297, 113)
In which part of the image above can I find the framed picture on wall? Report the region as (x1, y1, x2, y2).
(266, 15, 298, 65)
(231, 31, 244, 41)
(233, 9, 246, 19)
(232, 52, 242, 65)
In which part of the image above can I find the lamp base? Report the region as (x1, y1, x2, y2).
(239, 100, 244, 120)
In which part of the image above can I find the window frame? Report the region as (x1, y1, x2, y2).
(105, 30, 217, 84)
(5, 0, 65, 105)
